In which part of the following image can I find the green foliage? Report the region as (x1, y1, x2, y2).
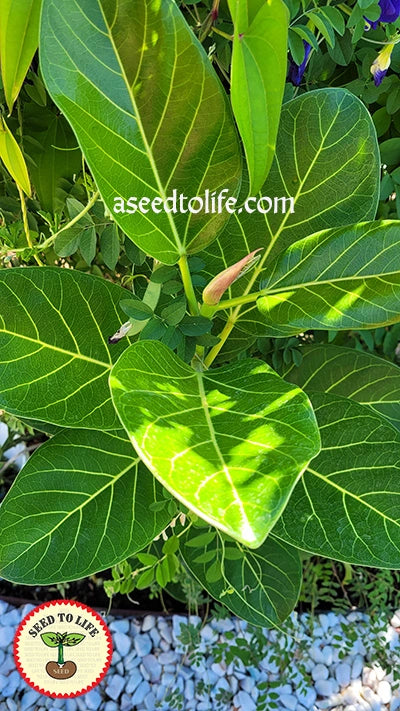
(2, 0, 400, 627)
(40, 0, 241, 264)
(228, 0, 288, 193)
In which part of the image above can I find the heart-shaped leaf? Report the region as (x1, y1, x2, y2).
(0, 267, 130, 429)
(257, 221, 400, 336)
(283, 343, 400, 430)
(40, 0, 241, 264)
(0, 429, 170, 584)
(273, 392, 400, 567)
(182, 527, 301, 626)
(110, 340, 320, 548)
(228, 0, 288, 194)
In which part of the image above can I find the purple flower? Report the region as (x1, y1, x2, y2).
(370, 43, 395, 85)
(366, 0, 400, 27)
(287, 41, 312, 86)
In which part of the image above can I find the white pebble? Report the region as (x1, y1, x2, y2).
(377, 679, 392, 704)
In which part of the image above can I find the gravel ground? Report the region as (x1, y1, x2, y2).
(1, 600, 400, 710)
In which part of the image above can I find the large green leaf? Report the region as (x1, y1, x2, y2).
(273, 392, 400, 568)
(0, 267, 130, 429)
(202, 88, 379, 334)
(40, 0, 241, 264)
(110, 340, 320, 548)
(0, 0, 42, 112)
(181, 527, 301, 626)
(257, 221, 400, 337)
(0, 429, 170, 584)
(283, 343, 400, 430)
(228, 0, 288, 194)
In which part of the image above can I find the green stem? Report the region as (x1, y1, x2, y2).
(17, 185, 43, 266)
(39, 190, 100, 252)
(204, 316, 235, 368)
(57, 643, 64, 665)
(178, 255, 199, 315)
(211, 27, 233, 40)
(212, 291, 263, 312)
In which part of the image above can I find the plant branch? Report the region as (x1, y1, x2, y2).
(39, 190, 100, 251)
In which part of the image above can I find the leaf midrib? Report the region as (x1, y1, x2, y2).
(95, 0, 185, 256)
(0, 328, 111, 369)
(308, 466, 400, 528)
(195, 370, 253, 538)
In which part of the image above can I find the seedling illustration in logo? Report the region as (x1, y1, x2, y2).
(41, 631, 85, 680)
(14, 600, 112, 698)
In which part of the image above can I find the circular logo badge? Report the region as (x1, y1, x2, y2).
(14, 600, 112, 698)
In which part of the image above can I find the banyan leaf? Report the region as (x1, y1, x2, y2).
(228, 0, 288, 194)
(40, 0, 241, 264)
(256, 221, 400, 337)
(273, 392, 400, 568)
(0, 429, 170, 584)
(283, 343, 400, 430)
(0, 267, 131, 429)
(202, 88, 380, 334)
(110, 340, 320, 548)
(181, 527, 301, 626)
(40, 632, 60, 648)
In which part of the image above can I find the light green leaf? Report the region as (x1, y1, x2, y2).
(0, 0, 42, 112)
(202, 88, 379, 334)
(273, 392, 400, 568)
(64, 633, 85, 646)
(0, 118, 31, 196)
(257, 221, 400, 337)
(0, 267, 131, 429)
(40, 632, 60, 647)
(283, 343, 400, 430)
(0, 429, 170, 584)
(40, 0, 241, 264)
(110, 340, 320, 548)
(182, 528, 301, 626)
(228, 0, 288, 194)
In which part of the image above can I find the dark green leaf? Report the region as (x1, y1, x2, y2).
(0, 429, 170, 584)
(40, 0, 241, 264)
